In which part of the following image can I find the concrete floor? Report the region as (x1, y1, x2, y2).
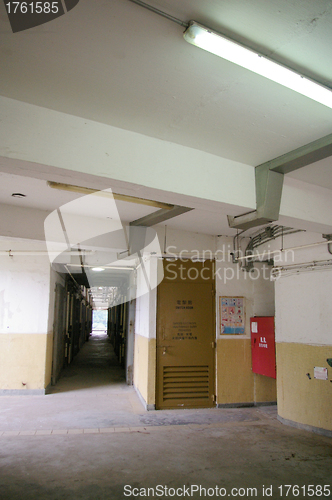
(0, 333, 331, 499)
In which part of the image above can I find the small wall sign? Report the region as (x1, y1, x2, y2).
(314, 367, 328, 380)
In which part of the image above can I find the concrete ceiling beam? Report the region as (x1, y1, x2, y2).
(228, 133, 332, 231)
(130, 206, 193, 228)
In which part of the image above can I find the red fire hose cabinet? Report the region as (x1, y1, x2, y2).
(250, 316, 276, 379)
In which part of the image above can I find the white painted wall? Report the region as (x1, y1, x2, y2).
(0, 238, 51, 334)
(275, 269, 332, 346)
(253, 263, 275, 317)
(158, 226, 216, 256)
(0, 204, 48, 241)
(216, 237, 274, 338)
(135, 258, 157, 340)
(280, 177, 332, 233)
(238, 229, 332, 345)
(214, 236, 275, 338)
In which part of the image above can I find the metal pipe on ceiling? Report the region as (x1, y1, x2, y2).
(272, 259, 332, 279)
(128, 0, 188, 28)
(237, 239, 331, 261)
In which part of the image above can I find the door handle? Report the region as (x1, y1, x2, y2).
(157, 345, 172, 355)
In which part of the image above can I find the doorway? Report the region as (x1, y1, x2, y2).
(92, 309, 108, 334)
(156, 260, 216, 409)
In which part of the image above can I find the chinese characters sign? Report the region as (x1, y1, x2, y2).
(172, 299, 197, 340)
(171, 321, 198, 340)
(175, 300, 193, 310)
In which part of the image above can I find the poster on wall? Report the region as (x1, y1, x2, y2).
(220, 297, 245, 334)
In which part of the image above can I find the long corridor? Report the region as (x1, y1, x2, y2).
(50, 331, 127, 394)
(0, 335, 331, 499)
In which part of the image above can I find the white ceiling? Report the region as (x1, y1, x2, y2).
(0, 172, 235, 235)
(0, 172, 160, 221)
(0, 0, 332, 234)
(1, 0, 332, 166)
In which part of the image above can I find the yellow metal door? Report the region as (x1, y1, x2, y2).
(156, 260, 215, 409)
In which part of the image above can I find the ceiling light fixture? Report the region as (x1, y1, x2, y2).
(183, 21, 332, 109)
(47, 181, 173, 210)
(67, 264, 134, 271)
(130, 1, 332, 107)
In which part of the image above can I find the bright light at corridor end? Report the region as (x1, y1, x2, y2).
(183, 21, 332, 109)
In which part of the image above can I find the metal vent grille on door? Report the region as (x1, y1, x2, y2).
(163, 366, 210, 401)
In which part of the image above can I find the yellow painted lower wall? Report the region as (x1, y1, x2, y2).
(0, 332, 53, 391)
(134, 336, 277, 408)
(277, 342, 332, 432)
(134, 334, 156, 407)
(217, 339, 276, 405)
(255, 373, 277, 402)
(45, 331, 53, 388)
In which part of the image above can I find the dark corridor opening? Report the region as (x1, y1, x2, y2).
(51, 273, 135, 393)
(49, 332, 126, 394)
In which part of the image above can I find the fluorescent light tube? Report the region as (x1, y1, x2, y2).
(183, 21, 332, 108)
